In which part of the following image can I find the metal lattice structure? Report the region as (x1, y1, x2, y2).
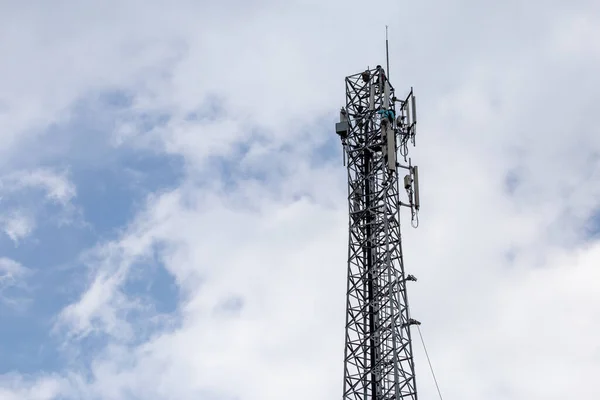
(335, 65, 420, 400)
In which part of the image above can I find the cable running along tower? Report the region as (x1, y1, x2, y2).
(335, 43, 421, 400)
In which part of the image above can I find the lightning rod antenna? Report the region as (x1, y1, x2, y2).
(386, 25, 390, 80)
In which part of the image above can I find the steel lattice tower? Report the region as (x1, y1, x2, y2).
(335, 65, 420, 400)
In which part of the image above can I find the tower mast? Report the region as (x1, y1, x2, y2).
(335, 45, 420, 400)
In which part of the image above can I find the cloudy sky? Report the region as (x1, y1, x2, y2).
(0, 0, 599, 399)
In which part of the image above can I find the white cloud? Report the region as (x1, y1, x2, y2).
(0, 168, 77, 241)
(0, 258, 28, 287)
(0, 258, 31, 308)
(0, 169, 76, 205)
(56, 240, 155, 341)
(0, 374, 68, 400)
(0, 0, 600, 399)
(0, 210, 35, 243)
(49, 178, 349, 400)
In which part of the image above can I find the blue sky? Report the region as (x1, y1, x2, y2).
(1, 1, 600, 399)
(0, 83, 191, 374)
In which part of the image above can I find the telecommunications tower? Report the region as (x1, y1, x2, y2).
(334, 39, 421, 400)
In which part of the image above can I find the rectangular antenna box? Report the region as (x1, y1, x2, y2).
(335, 120, 349, 138)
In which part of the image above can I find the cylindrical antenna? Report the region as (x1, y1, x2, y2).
(386, 26, 390, 81)
(413, 166, 420, 210)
